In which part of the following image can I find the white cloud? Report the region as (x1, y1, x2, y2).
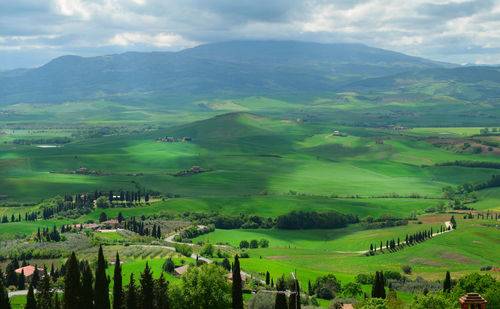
(109, 32, 198, 48)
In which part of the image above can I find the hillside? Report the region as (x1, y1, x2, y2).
(0, 41, 454, 105)
(343, 66, 500, 101)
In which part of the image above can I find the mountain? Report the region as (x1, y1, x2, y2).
(0, 41, 455, 105)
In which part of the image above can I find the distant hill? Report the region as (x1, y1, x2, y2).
(343, 66, 500, 101)
(0, 40, 455, 105)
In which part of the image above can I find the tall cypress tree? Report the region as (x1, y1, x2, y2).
(443, 271, 451, 293)
(95, 245, 110, 309)
(266, 271, 270, 285)
(139, 262, 154, 309)
(36, 269, 53, 309)
(232, 255, 243, 309)
(154, 273, 170, 309)
(25, 283, 37, 309)
(113, 252, 123, 309)
(0, 275, 11, 309)
(275, 276, 287, 309)
(18, 269, 25, 290)
(288, 278, 300, 309)
(371, 271, 386, 299)
(81, 263, 94, 309)
(63, 252, 81, 309)
(126, 274, 138, 309)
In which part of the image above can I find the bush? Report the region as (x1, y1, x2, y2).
(174, 244, 193, 257)
(163, 258, 175, 273)
(383, 271, 402, 282)
(250, 239, 259, 249)
(239, 240, 249, 249)
(200, 243, 214, 258)
(355, 273, 374, 285)
(312, 274, 342, 300)
(258, 239, 269, 248)
(402, 265, 412, 275)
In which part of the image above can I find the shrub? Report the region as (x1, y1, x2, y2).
(239, 240, 249, 249)
(249, 239, 259, 249)
(355, 273, 374, 285)
(312, 274, 342, 300)
(200, 243, 214, 258)
(162, 258, 175, 273)
(258, 239, 269, 248)
(402, 265, 412, 275)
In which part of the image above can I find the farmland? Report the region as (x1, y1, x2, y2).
(1, 110, 500, 308)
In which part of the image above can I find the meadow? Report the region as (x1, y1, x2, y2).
(1, 109, 500, 308)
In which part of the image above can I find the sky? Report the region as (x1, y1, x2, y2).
(1, 0, 499, 69)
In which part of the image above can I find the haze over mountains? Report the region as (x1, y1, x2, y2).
(0, 40, 476, 105)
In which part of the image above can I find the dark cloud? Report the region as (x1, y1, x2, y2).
(0, 0, 499, 69)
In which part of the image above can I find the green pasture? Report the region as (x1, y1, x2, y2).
(194, 221, 446, 252)
(2, 113, 500, 202)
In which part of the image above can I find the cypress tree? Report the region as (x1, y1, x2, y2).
(113, 252, 123, 309)
(275, 276, 287, 309)
(266, 271, 270, 285)
(139, 262, 154, 309)
(289, 278, 300, 309)
(63, 252, 81, 309)
(379, 271, 386, 299)
(36, 269, 53, 309)
(32, 265, 40, 288)
(25, 283, 37, 309)
(18, 269, 25, 290)
(0, 275, 11, 309)
(95, 245, 110, 309)
(54, 293, 61, 309)
(371, 271, 386, 299)
(81, 263, 94, 309)
(443, 271, 451, 293)
(308, 280, 312, 295)
(232, 255, 243, 309)
(126, 274, 138, 309)
(154, 273, 170, 309)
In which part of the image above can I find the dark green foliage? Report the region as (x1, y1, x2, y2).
(95, 245, 110, 309)
(222, 258, 231, 272)
(139, 262, 154, 309)
(25, 284, 37, 309)
(113, 252, 123, 309)
(63, 252, 81, 309)
(154, 273, 170, 309)
(54, 293, 61, 309)
(31, 265, 40, 288)
(239, 240, 249, 249)
(266, 271, 270, 285)
(81, 262, 94, 309)
(0, 275, 11, 309)
(275, 276, 288, 309)
(36, 269, 53, 309)
(443, 271, 451, 293)
(276, 211, 358, 229)
(312, 274, 341, 300)
(6, 258, 19, 286)
(371, 271, 386, 299)
(18, 269, 25, 290)
(126, 274, 138, 309)
(99, 212, 108, 223)
(232, 255, 243, 309)
(162, 258, 175, 273)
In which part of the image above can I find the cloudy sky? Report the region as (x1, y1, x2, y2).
(1, 0, 499, 69)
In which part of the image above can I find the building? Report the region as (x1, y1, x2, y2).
(174, 265, 190, 276)
(15, 266, 44, 281)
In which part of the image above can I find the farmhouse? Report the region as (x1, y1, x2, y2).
(15, 266, 44, 281)
(174, 265, 190, 276)
(333, 130, 340, 136)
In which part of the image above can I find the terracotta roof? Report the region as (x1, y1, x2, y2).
(15, 266, 44, 277)
(174, 265, 190, 275)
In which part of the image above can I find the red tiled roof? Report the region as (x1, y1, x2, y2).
(15, 266, 44, 277)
